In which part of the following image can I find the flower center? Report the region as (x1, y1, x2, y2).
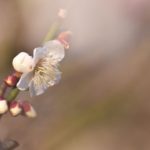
(32, 57, 57, 86)
(34, 59, 46, 75)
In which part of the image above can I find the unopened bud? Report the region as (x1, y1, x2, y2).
(4, 75, 18, 87)
(58, 9, 67, 19)
(9, 101, 22, 116)
(0, 99, 8, 114)
(13, 71, 22, 78)
(12, 52, 34, 73)
(57, 31, 72, 49)
(22, 101, 37, 118)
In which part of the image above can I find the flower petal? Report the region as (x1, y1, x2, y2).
(29, 67, 61, 96)
(17, 72, 33, 91)
(43, 40, 65, 64)
(33, 47, 47, 65)
(48, 67, 61, 85)
(12, 52, 34, 73)
(29, 80, 49, 96)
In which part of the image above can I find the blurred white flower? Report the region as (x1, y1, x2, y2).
(13, 40, 65, 96)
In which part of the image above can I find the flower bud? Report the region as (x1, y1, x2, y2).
(13, 71, 22, 78)
(4, 75, 18, 87)
(57, 31, 72, 49)
(12, 52, 34, 73)
(9, 101, 22, 116)
(0, 99, 8, 114)
(58, 9, 67, 19)
(22, 101, 37, 118)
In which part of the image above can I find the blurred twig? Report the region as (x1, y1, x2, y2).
(43, 21, 61, 43)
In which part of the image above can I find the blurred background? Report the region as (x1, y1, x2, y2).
(0, 0, 150, 149)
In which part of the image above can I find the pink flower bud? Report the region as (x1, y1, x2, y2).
(22, 101, 37, 118)
(58, 9, 67, 19)
(4, 75, 19, 87)
(9, 101, 22, 116)
(13, 71, 22, 78)
(0, 99, 8, 114)
(57, 31, 72, 49)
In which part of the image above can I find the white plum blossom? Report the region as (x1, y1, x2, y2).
(12, 40, 65, 96)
